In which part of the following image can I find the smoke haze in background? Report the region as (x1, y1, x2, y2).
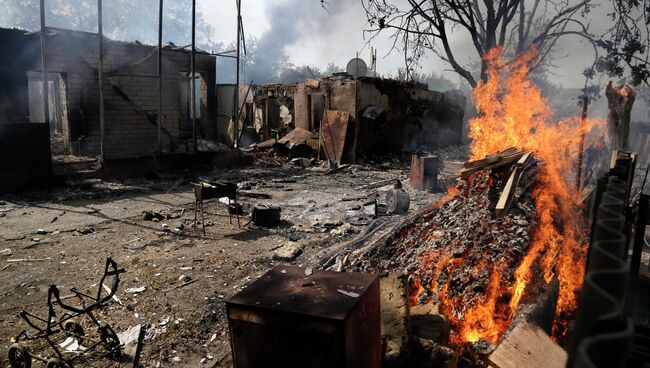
(0, 0, 632, 92)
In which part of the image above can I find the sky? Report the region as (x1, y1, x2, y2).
(0, 0, 616, 88)
(199, 0, 609, 88)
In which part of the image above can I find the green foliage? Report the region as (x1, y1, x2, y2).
(584, 0, 650, 86)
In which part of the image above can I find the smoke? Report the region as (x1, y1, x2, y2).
(238, 0, 353, 83)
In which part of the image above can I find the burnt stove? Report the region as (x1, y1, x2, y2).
(226, 266, 381, 368)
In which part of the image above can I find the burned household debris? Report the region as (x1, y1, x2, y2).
(0, 26, 218, 192)
(229, 76, 466, 164)
(2, 2, 650, 368)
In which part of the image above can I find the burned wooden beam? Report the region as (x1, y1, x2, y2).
(460, 148, 525, 179)
(495, 151, 533, 217)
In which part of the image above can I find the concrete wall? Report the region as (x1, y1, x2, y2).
(216, 84, 235, 144)
(0, 28, 217, 159)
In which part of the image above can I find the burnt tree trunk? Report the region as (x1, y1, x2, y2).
(605, 81, 637, 151)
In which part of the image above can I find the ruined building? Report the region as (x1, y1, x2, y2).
(229, 75, 466, 162)
(0, 27, 216, 191)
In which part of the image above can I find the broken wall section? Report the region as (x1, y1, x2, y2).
(0, 29, 52, 192)
(0, 27, 217, 160)
(218, 83, 296, 146)
(293, 76, 465, 163)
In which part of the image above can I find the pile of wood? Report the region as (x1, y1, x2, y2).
(346, 148, 547, 365)
(460, 148, 537, 217)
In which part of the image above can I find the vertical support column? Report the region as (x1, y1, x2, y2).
(98, 0, 106, 165)
(157, 0, 163, 153)
(191, 0, 197, 152)
(39, 0, 50, 126)
(233, 0, 241, 148)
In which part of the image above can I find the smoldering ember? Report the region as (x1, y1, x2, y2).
(1, 1, 650, 368)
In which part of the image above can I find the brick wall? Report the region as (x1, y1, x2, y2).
(4, 28, 217, 159)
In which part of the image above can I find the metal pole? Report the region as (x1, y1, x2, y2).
(39, 0, 50, 127)
(233, 0, 241, 148)
(191, 0, 197, 152)
(576, 95, 588, 193)
(98, 0, 106, 165)
(157, 0, 163, 153)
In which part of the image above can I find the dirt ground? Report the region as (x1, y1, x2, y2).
(0, 147, 466, 367)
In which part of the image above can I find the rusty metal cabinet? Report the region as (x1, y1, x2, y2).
(226, 266, 381, 368)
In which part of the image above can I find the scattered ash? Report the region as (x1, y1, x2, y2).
(348, 160, 540, 351)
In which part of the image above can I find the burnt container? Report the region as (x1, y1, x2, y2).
(226, 266, 381, 368)
(410, 154, 440, 191)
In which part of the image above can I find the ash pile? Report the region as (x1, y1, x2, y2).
(346, 148, 547, 360)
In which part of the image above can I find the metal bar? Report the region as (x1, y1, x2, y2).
(215, 49, 237, 55)
(34, 25, 98, 36)
(157, 0, 163, 153)
(239, 14, 247, 55)
(39, 0, 50, 126)
(98, 0, 106, 165)
(102, 73, 160, 78)
(233, 0, 241, 148)
(191, 0, 197, 152)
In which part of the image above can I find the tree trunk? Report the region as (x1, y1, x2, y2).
(605, 81, 636, 151)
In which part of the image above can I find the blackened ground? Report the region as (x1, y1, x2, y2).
(0, 147, 466, 367)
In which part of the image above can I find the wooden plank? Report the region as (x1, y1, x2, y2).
(488, 321, 567, 368)
(460, 152, 525, 180)
(495, 152, 532, 217)
(463, 148, 520, 169)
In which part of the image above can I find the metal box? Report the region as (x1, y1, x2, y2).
(226, 266, 381, 368)
(410, 154, 440, 191)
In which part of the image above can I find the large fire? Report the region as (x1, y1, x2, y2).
(415, 47, 605, 344)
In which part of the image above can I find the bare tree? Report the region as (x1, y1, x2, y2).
(588, 1, 650, 86)
(362, 0, 594, 87)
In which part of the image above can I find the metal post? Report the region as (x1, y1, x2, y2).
(39, 0, 50, 126)
(98, 0, 106, 165)
(233, 0, 241, 148)
(157, 0, 163, 153)
(356, 51, 359, 78)
(191, 0, 197, 152)
(576, 95, 588, 193)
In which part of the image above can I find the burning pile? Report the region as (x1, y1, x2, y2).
(353, 47, 607, 354)
(357, 149, 542, 346)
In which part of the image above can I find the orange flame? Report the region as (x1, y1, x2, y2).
(415, 47, 605, 345)
(458, 262, 509, 343)
(469, 47, 604, 341)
